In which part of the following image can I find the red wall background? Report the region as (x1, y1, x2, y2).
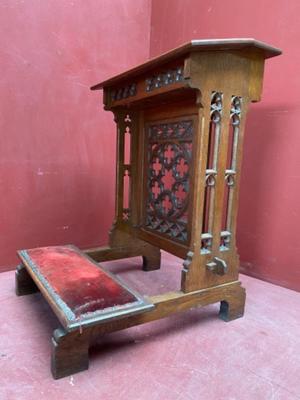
(0, 0, 151, 270)
(150, 0, 300, 291)
(1, 0, 299, 292)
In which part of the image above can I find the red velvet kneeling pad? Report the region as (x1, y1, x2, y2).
(23, 246, 137, 318)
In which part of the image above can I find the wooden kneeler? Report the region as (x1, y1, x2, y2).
(16, 245, 154, 379)
(16, 39, 281, 379)
(16, 245, 245, 379)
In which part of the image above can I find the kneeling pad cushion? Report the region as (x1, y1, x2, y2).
(18, 245, 153, 331)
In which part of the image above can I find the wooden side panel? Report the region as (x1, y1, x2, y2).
(179, 51, 264, 292)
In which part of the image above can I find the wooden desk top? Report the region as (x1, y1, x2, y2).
(91, 38, 282, 91)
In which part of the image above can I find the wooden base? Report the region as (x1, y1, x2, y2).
(85, 227, 161, 271)
(15, 264, 39, 296)
(15, 249, 245, 379)
(85, 245, 161, 271)
(48, 280, 245, 379)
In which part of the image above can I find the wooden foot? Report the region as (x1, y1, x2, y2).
(85, 227, 161, 271)
(51, 328, 89, 379)
(219, 285, 246, 322)
(15, 264, 39, 296)
(142, 248, 161, 271)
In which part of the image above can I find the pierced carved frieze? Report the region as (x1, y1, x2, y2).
(111, 84, 137, 102)
(145, 66, 184, 92)
(145, 120, 193, 242)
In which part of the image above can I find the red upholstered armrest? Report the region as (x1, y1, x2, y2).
(17, 245, 153, 331)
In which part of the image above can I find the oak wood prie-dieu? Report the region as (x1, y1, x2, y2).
(15, 39, 281, 379)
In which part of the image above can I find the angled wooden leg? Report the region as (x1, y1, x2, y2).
(15, 264, 39, 296)
(51, 328, 89, 379)
(85, 227, 161, 271)
(219, 284, 246, 322)
(110, 224, 161, 271)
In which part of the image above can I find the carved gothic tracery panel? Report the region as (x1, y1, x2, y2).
(145, 119, 193, 242)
